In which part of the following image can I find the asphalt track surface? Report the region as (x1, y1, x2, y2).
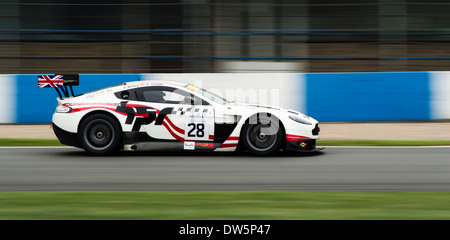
(1, 146, 450, 192)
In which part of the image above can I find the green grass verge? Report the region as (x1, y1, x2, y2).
(1, 138, 450, 147)
(2, 191, 450, 219)
(0, 138, 62, 146)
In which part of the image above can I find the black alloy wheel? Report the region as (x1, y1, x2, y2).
(79, 114, 121, 155)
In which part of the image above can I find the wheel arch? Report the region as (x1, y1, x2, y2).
(238, 112, 286, 151)
(77, 110, 123, 134)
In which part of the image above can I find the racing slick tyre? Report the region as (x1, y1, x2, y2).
(241, 115, 284, 156)
(78, 113, 122, 155)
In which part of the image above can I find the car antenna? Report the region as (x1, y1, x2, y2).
(126, 59, 140, 81)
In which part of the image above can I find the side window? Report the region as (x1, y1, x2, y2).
(164, 91, 185, 103)
(114, 89, 137, 100)
(142, 90, 169, 103)
(136, 86, 209, 105)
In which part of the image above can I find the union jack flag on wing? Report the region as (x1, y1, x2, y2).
(38, 75, 64, 88)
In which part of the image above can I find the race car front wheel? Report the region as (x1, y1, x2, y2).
(241, 116, 283, 156)
(79, 113, 122, 155)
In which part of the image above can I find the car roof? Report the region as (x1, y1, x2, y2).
(120, 80, 189, 89)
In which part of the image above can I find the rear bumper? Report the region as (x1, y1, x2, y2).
(52, 123, 82, 148)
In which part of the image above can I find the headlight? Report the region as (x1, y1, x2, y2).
(55, 104, 72, 113)
(289, 115, 312, 125)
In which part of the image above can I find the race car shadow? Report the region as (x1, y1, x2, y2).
(56, 148, 325, 158)
(117, 150, 324, 158)
(278, 150, 325, 157)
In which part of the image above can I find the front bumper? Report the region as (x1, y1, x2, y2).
(285, 139, 320, 152)
(285, 122, 321, 152)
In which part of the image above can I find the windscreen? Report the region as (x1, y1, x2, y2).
(184, 84, 231, 104)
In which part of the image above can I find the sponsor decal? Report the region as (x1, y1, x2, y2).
(195, 142, 214, 148)
(300, 142, 307, 148)
(185, 112, 209, 141)
(115, 101, 161, 131)
(184, 141, 195, 150)
(186, 84, 200, 92)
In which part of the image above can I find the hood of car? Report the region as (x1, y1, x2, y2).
(224, 102, 280, 110)
(223, 102, 317, 124)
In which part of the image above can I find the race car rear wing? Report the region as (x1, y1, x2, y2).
(38, 74, 79, 99)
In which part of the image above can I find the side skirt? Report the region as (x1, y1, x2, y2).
(122, 132, 221, 152)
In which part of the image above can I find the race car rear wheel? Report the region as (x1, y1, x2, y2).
(79, 113, 121, 155)
(241, 116, 283, 156)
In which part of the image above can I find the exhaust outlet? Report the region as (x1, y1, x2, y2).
(124, 144, 137, 151)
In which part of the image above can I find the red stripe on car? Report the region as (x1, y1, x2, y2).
(162, 121, 184, 142)
(218, 143, 238, 148)
(165, 117, 184, 134)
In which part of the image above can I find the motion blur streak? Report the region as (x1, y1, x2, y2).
(1, 1, 450, 73)
(0, 75, 15, 123)
(2, 147, 450, 192)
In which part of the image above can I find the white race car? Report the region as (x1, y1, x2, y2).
(43, 74, 321, 155)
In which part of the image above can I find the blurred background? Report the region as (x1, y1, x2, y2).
(2, 0, 450, 74)
(3, 1, 450, 222)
